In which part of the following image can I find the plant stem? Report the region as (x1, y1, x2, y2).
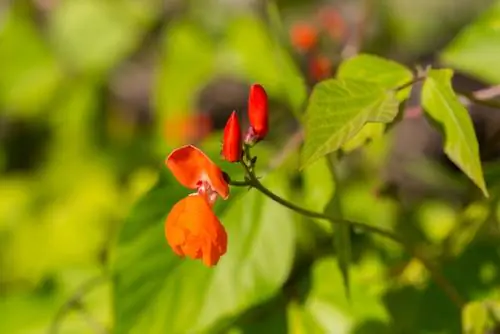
(458, 89, 500, 110)
(395, 75, 426, 92)
(233, 156, 466, 309)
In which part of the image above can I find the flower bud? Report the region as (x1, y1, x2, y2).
(221, 111, 242, 162)
(246, 84, 269, 145)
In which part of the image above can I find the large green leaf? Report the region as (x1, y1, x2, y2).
(301, 79, 399, 168)
(337, 54, 413, 101)
(441, 1, 500, 84)
(421, 69, 488, 197)
(112, 169, 295, 333)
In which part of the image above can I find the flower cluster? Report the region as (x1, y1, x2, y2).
(164, 84, 269, 267)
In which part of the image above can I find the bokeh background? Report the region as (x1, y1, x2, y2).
(1, 0, 500, 333)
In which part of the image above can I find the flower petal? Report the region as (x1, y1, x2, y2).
(165, 145, 229, 199)
(165, 194, 228, 267)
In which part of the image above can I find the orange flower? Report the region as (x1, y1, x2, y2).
(166, 145, 229, 200)
(165, 194, 227, 267)
(221, 111, 242, 162)
(165, 145, 230, 266)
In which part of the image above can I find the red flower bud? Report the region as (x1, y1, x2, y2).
(221, 111, 242, 162)
(246, 84, 269, 144)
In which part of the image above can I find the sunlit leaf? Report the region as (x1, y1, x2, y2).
(301, 79, 399, 168)
(337, 53, 414, 100)
(421, 69, 488, 197)
(462, 301, 489, 334)
(441, 1, 500, 84)
(112, 169, 295, 333)
(341, 123, 386, 153)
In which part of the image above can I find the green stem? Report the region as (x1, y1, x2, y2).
(395, 74, 426, 92)
(233, 156, 466, 309)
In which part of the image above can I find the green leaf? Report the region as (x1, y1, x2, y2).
(302, 158, 335, 231)
(341, 123, 386, 153)
(155, 20, 215, 117)
(0, 6, 62, 116)
(337, 53, 414, 101)
(462, 301, 489, 334)
(301, 79, 399, 168)
(304, 255, 390, 333)
(49, 0, 143, 73)
(441, 1, 500, 84)
(323, 157, 351, 301)
(112, 169, 296, 333)
(421, 69, 488, 197)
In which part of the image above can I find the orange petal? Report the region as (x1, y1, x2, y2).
(165, 194, 228, 267)
(166, 145, 229, 199)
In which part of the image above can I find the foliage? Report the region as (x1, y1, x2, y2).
(2, 1, 500, 334)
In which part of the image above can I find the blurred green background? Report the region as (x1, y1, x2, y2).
(1, 0, 500, 333)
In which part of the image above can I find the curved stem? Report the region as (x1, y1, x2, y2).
(234, 159, 466, 309)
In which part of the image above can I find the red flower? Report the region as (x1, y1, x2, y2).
(309, 54, 332, 81)
(246, 84, 269, 145)
(221, 111, 242, 162)
(165, 145, 229, 266)
(290, 22, 318, 52)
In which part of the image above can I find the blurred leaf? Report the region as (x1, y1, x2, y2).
(224, 15, 307, 116)
(154, 20, 215, 151)
(301, 79, 399, 168)
(49, 0, 142, 73)
(322, 157, 351, 301)
(417, 201, 457, 244)
(112, 169, 296, 333)
(155, 20, 215, 115)
(441, 1, 500, 84)
(421, 69, 488, 197)
(0, 7, 62, 116)
(462, 301, 489, 334)
(302, 158, 335, 232)
(304, 255, 390, 333)
(287, 300, 325, 334)
(337, 54, 414, 101)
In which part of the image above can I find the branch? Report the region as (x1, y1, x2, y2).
(232, 149, 466, 310)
